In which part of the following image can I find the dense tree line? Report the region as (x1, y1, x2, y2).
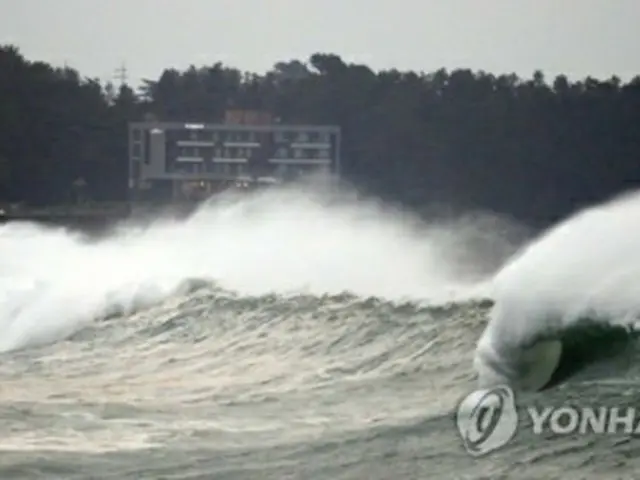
(1, 44, 640, 228)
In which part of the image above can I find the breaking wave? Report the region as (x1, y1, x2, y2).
(476, 190, 640, 390)
(0, 181, 512, 353)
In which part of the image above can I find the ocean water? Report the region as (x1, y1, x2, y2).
(2, 182, 640, 479)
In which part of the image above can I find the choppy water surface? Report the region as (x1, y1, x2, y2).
(2, 184, 640, 479)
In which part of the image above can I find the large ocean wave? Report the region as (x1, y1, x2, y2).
(476, 190, 640, 391)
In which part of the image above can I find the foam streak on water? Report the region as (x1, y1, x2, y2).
(0, 182, 504, 353)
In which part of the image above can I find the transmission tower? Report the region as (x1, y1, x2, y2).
(114, 63, 128, 86)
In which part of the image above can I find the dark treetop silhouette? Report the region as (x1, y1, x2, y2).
(1, 45, 639, 229)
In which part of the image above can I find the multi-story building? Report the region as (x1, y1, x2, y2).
(128, 110, 341, 202)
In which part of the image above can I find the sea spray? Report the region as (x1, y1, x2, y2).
(0, 182, 512, 352)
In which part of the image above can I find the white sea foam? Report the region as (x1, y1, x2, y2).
(0, 181, 504, 352)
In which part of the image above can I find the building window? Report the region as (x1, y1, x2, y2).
(132, 129, 142, 141)
(173, 163, 193, 174)
(317, 149, 330, 159)
(275, 147, 288, 158)
(293, 149, 304, 159)
(318, 132, 330, 144)
(180, 146, 198, 157)
(132, 143, 141, 158)
(275, 164, 288, 178)
(296, 132, 309, 143)
(274, 131, 286, 142)
(317, 164, 330, 175)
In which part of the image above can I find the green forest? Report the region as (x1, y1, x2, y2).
(1, 44, 639, 227)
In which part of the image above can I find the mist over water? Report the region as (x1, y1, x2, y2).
(0, 181, 513, 353)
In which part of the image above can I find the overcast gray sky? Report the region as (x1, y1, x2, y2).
(2, 0, 638, 87)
